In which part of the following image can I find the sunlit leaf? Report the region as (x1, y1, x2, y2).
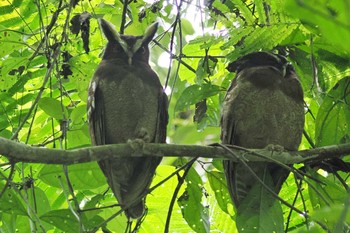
(178, 167, 210, 233)
(315, 76, 350, 146)
(38, 97, 69, 120)
(38, 163, 105, 190)
(175, 84, 222, 112)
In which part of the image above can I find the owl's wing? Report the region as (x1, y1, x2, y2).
(220, 77, 244, 207)
(155, 91, 169, 143)
(220, 78, 238, 145)
(88, 75, 105, 146)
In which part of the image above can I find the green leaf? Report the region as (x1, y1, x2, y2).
(311, 204, 350, 232)
(0, 56, 28, 91)
(38, 163, 105, 190)
(40, 209, 80, 233)
(175, 84, 222, 112)
(70, 104, 87, 125)
(0, 183, 27, 216)
(38, 97, 68, 120)
(226, 24, 299, 62)
(0, 213, 18, 233)
(67, 124, 91, 149)
(229, 0, 256, 25)
(141, 165, 193, 232)
(178, 167, 210, 233)
(285, 0, 350, 54)
(181, 19, 195, 36)
(0, 25, 24, 57)
(207, 171, 232, 215)
(70, 55, 95, 103)
(315, 76, 350, 146)
(307, 171, 347, 209)
(236, 169, 284, 233)
(27, 187, 53, 231)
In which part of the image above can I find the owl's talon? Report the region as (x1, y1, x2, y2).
(265, 144, 285, 152)
(137, 128, 151, 142)
(127, 138, 145, 156)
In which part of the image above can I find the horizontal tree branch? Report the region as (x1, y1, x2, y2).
(0, 137, 349, 165)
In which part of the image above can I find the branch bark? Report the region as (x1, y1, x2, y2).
(0, 137, 349, 165)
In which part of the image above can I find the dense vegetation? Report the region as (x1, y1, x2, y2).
(0, 0, 349, 232)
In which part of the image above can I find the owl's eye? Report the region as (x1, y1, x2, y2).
(139, 46, 146, 54)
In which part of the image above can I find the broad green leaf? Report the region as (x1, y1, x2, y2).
(311, 204, 350, 232)
(0, 213, 18, 233)
(286, 0, 350, 54)
(207, 171, 237, 232)
(236, 170, 284, 233)
(38, 163, 105, 190)
(141, 165, 193, 232)
(178, 167, 210, 233)
(181, 19, 195, 36)
(67, 125, 91, 149)
(315, 76, 350, 146)
(40, 208, 106, 232)
(175, 84, 222, 112)
(307, 171, 347, 209)
(29, 187, 49, 207)
(207, 171, 232, 215)
(70, 104, 87, 125)
(0, 183, 27, 216)
(0, 56, 28, 91)
(0, 25, 24, 57)
(28, 187, 52, 231)
(40, 209, 80, 233)
(38, 97, 68, 120)
(70, 55, 96, 102)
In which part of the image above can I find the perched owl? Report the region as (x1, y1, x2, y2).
(221, 52, 304, 208)
(88, 19, 168, 219)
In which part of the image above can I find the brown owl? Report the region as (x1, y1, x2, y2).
(221, 52, 304, 208)
(87, 19, 168, 219)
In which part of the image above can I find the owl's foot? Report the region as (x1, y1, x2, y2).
(127, 138, 145, 157)
(265, 144, 285, 152)
(137, 127, 151, 142)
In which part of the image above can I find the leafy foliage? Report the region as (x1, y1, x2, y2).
(0, 0, 350, 232)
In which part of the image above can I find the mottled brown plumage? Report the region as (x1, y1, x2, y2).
(221, 52, 304, 208)
(88, 19, 168, 219)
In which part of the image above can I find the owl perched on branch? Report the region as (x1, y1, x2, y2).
(221, 52, 304, 209)
(88, 19, 168, 219)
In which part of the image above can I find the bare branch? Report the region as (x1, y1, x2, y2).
(1, 137, 350, 165)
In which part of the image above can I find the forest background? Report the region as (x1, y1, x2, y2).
(0, 0, 350, 232)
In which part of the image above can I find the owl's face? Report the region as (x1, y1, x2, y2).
(99, 19, 158, 65)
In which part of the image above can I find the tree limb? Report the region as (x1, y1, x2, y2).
(0, 137, 349, 165)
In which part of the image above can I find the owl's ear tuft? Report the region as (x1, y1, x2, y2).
(142, 22, 158, 45)
(99, 19, 121, 43)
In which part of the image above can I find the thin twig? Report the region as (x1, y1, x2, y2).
(219, 144, 307, 215)
(10, 42, 61, 140)
(87, 209, 124, 233)
(164, 158, 197, 233)
(219, 144, 331, 232)
(153, 40, 196, 74)
(63, 165, 85, 231)
(120, 0, 129, 34)
(0, 163, 15, 199)
(148, 157, 198, 193)
(0, 170, 47, 232)
(58, 174, 85, 232)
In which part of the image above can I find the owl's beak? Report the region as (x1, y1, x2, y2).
(128, 56, 132, 65)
